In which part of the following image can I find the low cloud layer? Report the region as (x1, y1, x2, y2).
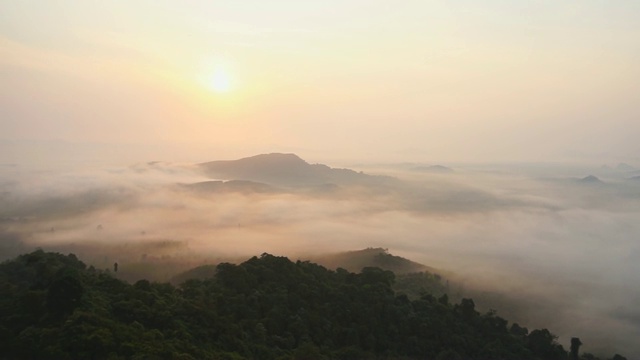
(1, 158, 639, 357)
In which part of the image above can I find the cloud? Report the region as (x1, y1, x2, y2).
(1, 159, 640, 357)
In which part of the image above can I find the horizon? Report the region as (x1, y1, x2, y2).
(1, 138, 639, 169)
(2, 1, 640, 358)
(2, 1, 640, 164)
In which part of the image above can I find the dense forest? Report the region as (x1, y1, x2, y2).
(0, 250, 628, 360)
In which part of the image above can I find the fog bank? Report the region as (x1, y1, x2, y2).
(1, 156, 639, 357)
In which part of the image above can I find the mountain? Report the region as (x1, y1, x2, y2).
(309, 247, 438, 275)
(170, 264, 217, 284)
(199, 153, 394, 187)
(411, 165, 454, 173)
(169, 247, 443, 287)
(181, 180, 277, 194)
(616, 163, 636, 172)
(578, 175, 603, 184)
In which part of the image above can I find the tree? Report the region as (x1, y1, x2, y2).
(570, 337, 582, 360)
(610, 355, 627, 360)
(456, 298, 478, 321)
(47, 270, 84, 317)
(527, 329, 567, 360)
(510, 323, 529, 337)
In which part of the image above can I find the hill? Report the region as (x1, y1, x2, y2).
(578, 175, 603, 184)
(616, 163, 636, 172)
(309, 247, 437, 275)
(168, 247, 440, 285)
(181, 180, 277, 194)
(199, 153, 395, 187)
(410, 165, 454, 173)
(2, 250, 627, 360)
(170, 263, 218, 284)
(170, 248, 448, 298)
(309, 248, 448, 301)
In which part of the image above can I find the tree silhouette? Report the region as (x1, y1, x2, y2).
(46, 270, 84, 316)
(570, 337, 582, 360)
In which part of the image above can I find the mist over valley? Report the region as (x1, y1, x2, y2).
(2, 153, 639, 357)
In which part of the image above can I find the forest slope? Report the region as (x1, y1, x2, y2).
(0, 250, 627, 360)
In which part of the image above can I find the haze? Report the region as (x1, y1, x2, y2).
(2, 1, 640, 358)
(2, 1, 640, 163)
(2, 155, 640, 356)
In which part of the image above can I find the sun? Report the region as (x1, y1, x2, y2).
(209, 68, 232, 93)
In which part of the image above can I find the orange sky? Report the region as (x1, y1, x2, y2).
(1, 1, 639, 163)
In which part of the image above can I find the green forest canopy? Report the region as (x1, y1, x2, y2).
(0, 250, 628, 360)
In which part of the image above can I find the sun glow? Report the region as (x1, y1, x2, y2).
(209, 69, 232, 93)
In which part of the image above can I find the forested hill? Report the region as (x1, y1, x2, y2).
(0, 251, 627, 360)
(310, 247, 439, 275)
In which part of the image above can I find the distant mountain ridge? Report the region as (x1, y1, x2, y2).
(578, 175, 603, 184)
(181, 180, 276, 194)
(411, 165, 454, 173)
(199, 153, 394, 187)
(616, 162, 636, 172)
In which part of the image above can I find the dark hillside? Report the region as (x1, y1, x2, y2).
(0, 250, 627, 360)
(310, 247, 438, 275)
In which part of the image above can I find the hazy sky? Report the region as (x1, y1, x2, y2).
(1, 1, 639, 163)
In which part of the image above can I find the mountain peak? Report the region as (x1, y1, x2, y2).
(411, 165, 453, 173)
(201, 153, 307, 167)
(617, 162, 636, 171)
(244, 153, 306, 163)
(579, 175, 602, 183)
(199, 153, 392, 187)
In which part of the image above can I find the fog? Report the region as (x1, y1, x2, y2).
(1, 156, 639, 357)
